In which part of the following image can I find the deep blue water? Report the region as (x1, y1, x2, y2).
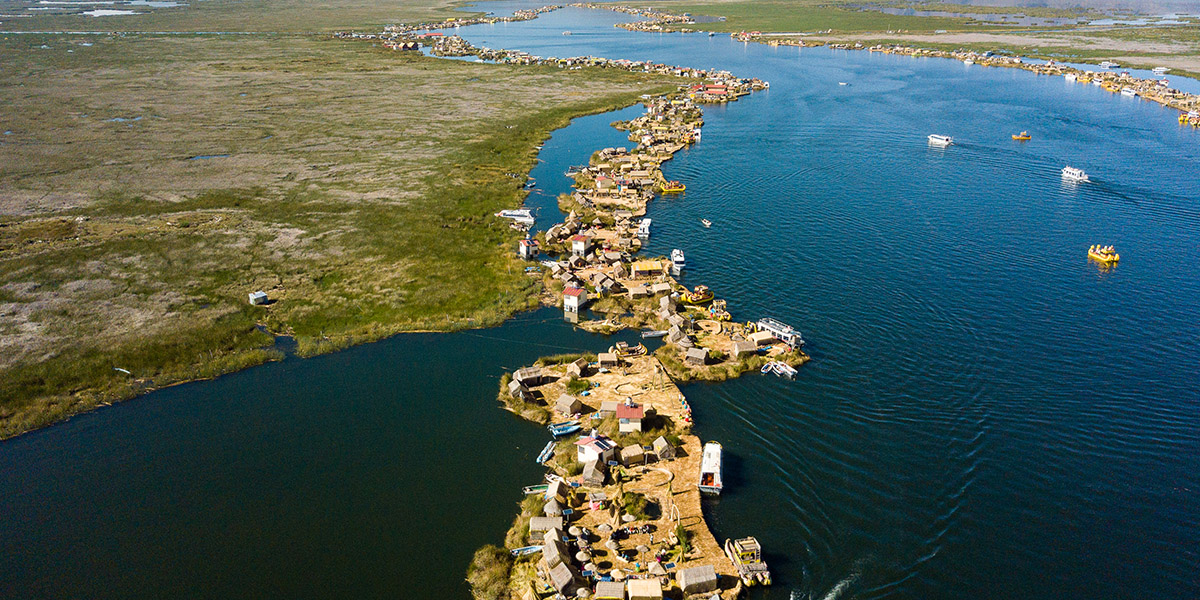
(2, 4, 1198, 600)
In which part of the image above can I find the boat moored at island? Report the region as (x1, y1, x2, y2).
(548, 420, 582, 437)
(1100, 60, 1119, 69)
(1121, 87, 1138, 97)
(725, 537, 772, 586)
(699, 441, 723, 495)
(671, 248, 685, 267)
(1062, 166, 1089, 182)
(660, 180, 686, 193)
(680, 284, 714, 305)
(637, 218, 652, 239)
(755, 317, 805, 348)
(1153, 66, 1170, 76)
(761, 361, 798, 379)
(1088, 244, 1120, 263)
(928, 134, 954, 147)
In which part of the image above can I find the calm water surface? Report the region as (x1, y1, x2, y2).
(3, 3, 1199, 600)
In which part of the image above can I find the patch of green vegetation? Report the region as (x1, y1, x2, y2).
(630, 0, 1005, 33)
(621, 491, 654, 520)
(0, 33, 676, 439)
(496, 374, 552, 425)
(564, 376, 592, 395)
(466, 544, 513, 600)
(534, 352, 596, 367)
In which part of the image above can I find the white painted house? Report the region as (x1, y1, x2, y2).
(563, 286, 588, 312)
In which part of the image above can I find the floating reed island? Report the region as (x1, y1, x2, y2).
(479, 56, 797, 600)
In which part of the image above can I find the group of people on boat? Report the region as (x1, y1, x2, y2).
(1088, 244, 1120, 263)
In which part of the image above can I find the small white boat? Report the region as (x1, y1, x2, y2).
(636, 218, 652, 239)
(701, 218, 712, 228)
(709, 32, 715, 37)
(1099, 60, 1119, 69)
(1064, 73, 1078, 82)
(928, 134, 954, 147)
(1120, 87, 1138, 97)
(1092, 78, 1102, 86)
(838, 81, 848, 86)
(641, 329, 668, 339)
(671, 248, 685, 267)
(963, 59, 974, 65)
(1153, 66, 1170, 76)
(1061, 166, 1089, 182)
(561, 31, 572, 35)
(761, 361, 797, 379)
(699, 442, 723, 495)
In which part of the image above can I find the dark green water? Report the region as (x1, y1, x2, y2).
(0, 310, 643, 599)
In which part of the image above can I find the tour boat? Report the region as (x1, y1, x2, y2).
(565, 164, 586, 176)
(637, 218, 652, 239)
(495, 208, 535, 226)
(1092, 78, 1102, 86)
(701, 218, 712, 228)
(699, 442, 724, 495)
(671, 248, 685, 267)
(1088, 245, 1120, 263)
(927, 134, 954, 147)
(1099, 61, 1119, 69)
(1012, 131, 1031, 141)
(680, 284, 715, 305)
(725, 537, 772, 587)
(963, 59, 974, 65)
(1120, 87, 1138, 97)
(548, 420, 582, 438)
(756, 317, 805, 348)
(1061, 166, 1089, 182)
(1153, 66, 1170, 76)
(660, 180, 686, 193)
(1065, 73, 1078, 82)
(614, 341, 647, 357)
(838, 81, 849, 86)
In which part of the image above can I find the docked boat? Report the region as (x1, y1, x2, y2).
(725, 537, 772, 587)
(657, 178, 686, 193)
(1099, 60, 1119, 69)
(641, 329, 668, 339)
(1092, 78, 1102, 86)
(510, 545, 544, 557)
(1120, 87, 1138, 97)
(564, 164, 586, 176)
(671, 248, 685, 268)
(927, 134, 954, 147)
(1012, 131, 1031, 141)
(755, 317, 805, 348)
(1088, 244, 1120, 263)
(535, 441, 556, 465)
(699, 442, 724, 495)
(963, 59, 974, 65)
(523, 483, 549, 495)
(1064, 73, 1078, 82)
(1061, 166, 1089, 182)
(495, 208, 535, 226)
(680, 284, 714, 305)
(637, 218, 652, 239)
(548, 420, 582, 437)
(701, 218, 712, 228)
(760, 361, 797, 379)
(1153, 66, 1170, 76)
(613, 341, 647, 357)
(707, 299, 731, 321)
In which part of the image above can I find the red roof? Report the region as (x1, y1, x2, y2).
(564, 287, 585, 297)
(616, 403, 644, 419)
(571, 235, 589, 243)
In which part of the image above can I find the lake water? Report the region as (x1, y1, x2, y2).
(4, 3, 1200, 600)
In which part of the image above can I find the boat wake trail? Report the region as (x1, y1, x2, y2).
(820, 571, 861, 600)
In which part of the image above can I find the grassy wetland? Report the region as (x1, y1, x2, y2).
(0, 20, 676, 439)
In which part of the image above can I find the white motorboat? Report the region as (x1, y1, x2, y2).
(701, 218, 712, 228)
(495, 208, 535, 226)
(699, 442, 723, 495)
(636, 218, 651, 239)
(1120, 87, 1138, 97)
(1099, 60, 1119, 69)
(671, 248, 685, 267)
(1153, 66, 1170, 76)
(756, 317, 805, 348)
(928, 134, 954, 147)
(1061, 166, 1089, 182)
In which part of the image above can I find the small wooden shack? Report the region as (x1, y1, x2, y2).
(620, 444, 645, 466)
(555, 394, 582, 416)
(652, 436, 675, 460)
(731, 340, 758, 359)
(566, 357, 589, 378)
(594, 580, 626, 600)
(684, 347, 708, 367)
(597, 352, 619, 369)
(626, 578, 663, 600)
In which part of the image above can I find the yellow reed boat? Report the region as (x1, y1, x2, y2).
(1012, 131, 1031, 141)
(660, 180, 686, 193)
(1088, 245, 1120, 263)
(680, 284, 714, 305)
